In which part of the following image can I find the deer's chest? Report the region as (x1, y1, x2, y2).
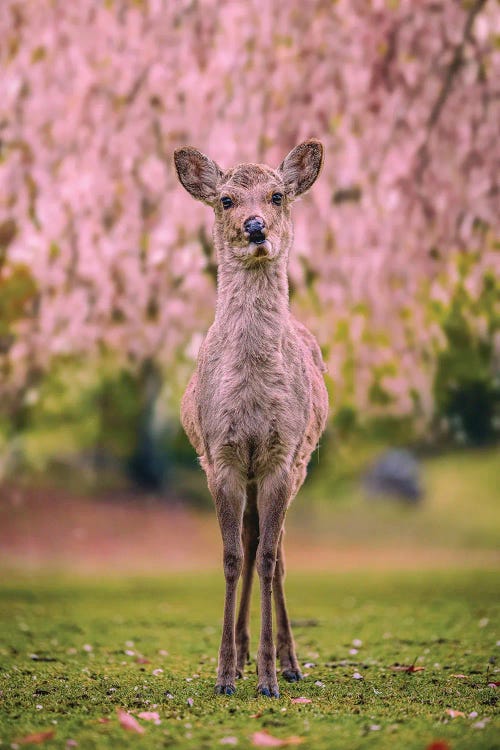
(198, 339, 310, 457)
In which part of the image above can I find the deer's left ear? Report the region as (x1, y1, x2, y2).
(278, 139, 324, 199)
(174, 147, 223, 205)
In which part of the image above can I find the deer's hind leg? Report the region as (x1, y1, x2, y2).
(274, 530, 303, 682)
(235, 482, 259, 678)
(272, 457, 309, 682)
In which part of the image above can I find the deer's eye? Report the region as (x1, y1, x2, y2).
(271, 192, 283, 206)
(221, 196, 233, 210)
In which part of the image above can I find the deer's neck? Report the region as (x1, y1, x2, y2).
(215, 258, 290, 355)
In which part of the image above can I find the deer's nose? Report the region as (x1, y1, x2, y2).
(244, 216, 266, 236)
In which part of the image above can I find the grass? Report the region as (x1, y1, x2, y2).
(2, 449, 499, 576)
(295, 447, 500, 551)
(0, 571, 498, 749)
(1, 447, 499, 746)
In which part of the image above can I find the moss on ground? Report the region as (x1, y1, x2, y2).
(0, 571, 498, 749)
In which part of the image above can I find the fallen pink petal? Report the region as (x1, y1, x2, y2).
(473, 718, 491, 729)
(251, 730, 303, 747)
(116, 709, 145, 734)
(137, 711, 161, 724)
(290, 697, 312, 704)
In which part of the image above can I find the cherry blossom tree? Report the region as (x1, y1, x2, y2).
(1, 0, 498, 425)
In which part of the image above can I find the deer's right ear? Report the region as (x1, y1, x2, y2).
(278, 139, 324, 199)
(174, 147, 223, 205)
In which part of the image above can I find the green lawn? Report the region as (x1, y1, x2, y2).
(295, 448, 500, 553)
(0, 571, 498, 749)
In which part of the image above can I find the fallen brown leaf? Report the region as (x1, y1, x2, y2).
(446, 709, 465, 718)
(16, 731, 55, 745)
(390, 664, 425, 673)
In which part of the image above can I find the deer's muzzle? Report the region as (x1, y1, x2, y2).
(244, 216, 267, 245)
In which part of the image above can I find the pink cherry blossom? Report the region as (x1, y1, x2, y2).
(0, 0, 498, 422)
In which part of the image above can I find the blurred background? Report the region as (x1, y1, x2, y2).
(0, 0, 498, 575)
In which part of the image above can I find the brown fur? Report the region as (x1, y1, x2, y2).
(174, 140, 329, 697)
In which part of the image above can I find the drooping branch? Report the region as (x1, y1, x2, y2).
(414, 0, 488, 183)
(427, 0, 488, 130)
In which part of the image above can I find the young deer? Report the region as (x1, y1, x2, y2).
(174, 140, 328, 698)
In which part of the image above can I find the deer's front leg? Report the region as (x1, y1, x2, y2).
(274, 532, 302, 682)
(256, 470, 291, 698)
(236, 485, 259, 678)
(209, 465, 246, 696)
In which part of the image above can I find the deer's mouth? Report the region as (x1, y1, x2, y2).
(248, 230, 266, 245)
(253, 244, 268, 258)
(246, 238, 272, 261)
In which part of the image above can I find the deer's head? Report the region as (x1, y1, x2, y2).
(174, 140, 323, 266)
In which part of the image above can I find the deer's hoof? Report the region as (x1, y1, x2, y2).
(257, 684, 280, 698)
(282, 669, 303, 683)
(215, 684, 236, 696)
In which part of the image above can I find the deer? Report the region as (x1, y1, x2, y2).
(174, 140, 329, 698)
